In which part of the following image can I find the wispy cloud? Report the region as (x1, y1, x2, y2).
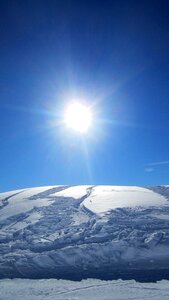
(145, 160, 169, 172)
(146, 160, 169, 167)
(145, 167, 154, 172)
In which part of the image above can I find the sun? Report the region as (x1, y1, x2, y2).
(64, 101, 92, 133)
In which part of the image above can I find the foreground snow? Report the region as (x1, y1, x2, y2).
(0, 185, 169, 281)
(1, 278, 169, 300)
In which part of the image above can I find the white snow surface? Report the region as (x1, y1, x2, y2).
(1, 278, 169, 300)
(83, 186, 167, 214)
(1, 185, 169, 281)
(50, 185, 92, 199)
(0, 186, 55, 221)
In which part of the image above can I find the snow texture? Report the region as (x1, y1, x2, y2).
(1, 185, 169, 281)
(1, 278, 169, 300)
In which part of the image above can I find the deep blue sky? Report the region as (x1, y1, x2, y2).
(0, 0, 169, 192)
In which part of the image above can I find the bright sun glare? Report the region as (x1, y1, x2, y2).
(64, 102, 92, 133)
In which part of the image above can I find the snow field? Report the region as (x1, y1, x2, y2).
(0, 185, 169, 281)
(0, 278, 169, 300)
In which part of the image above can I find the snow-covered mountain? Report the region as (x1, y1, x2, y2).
(1, 185, 169, 282)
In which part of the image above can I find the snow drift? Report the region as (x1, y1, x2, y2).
(0, 185, 169, 282)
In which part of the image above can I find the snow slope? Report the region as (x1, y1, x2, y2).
(1, 185, 169, 281)
(82, 186, 167, 213)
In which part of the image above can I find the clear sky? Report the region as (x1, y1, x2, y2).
(0, 0, 169, 192)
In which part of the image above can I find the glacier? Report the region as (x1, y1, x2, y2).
(0, 185, 169, 282)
